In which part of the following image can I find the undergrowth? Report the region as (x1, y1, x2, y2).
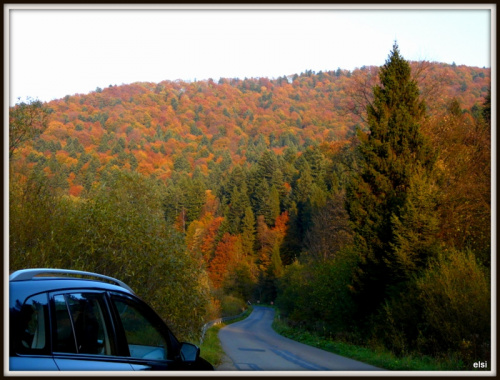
(272, 314, 467, 371)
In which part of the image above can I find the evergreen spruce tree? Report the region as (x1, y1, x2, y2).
(241, 206, 256, 256)
(255, 150, 282, 188)
(268, 185, 281, 225)
(269, 241, 284, 279)
(387, 168, 440, 281)
(227, 183, 251, 234)
(280, 202, 302, 265)
(227, 186, 243, 234)
(346, 43, 437, 317)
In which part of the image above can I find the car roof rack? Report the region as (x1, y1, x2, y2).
(9, 268, 135, 293)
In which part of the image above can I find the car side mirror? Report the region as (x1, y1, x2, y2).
(180, 342, 200, 362)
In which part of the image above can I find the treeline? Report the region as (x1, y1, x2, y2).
(12, 60, 489, 198)
(9, 47, 490, 363)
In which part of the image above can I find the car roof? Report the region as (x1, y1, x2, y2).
(10, 268, 134, 292)
(9, 269, 135, 307)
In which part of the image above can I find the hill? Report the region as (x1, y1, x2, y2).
(12, 62, 490, 196)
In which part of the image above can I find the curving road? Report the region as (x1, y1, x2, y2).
(217, 306, 384, 372)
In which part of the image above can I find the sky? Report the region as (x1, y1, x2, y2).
(6, 5, 493, 106)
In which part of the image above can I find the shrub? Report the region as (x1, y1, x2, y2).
(378, 286, 423, 357)
(415, 249, 490, 361)
(276, 248, 359, 336)
(220, 295, 247, 317)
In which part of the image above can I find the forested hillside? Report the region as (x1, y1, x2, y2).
(10, 48, 491, 366)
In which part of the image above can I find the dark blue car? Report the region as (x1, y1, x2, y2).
(9, 268, 214, 371)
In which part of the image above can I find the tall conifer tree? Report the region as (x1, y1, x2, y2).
(346, 43, 436, 316)
(241, 206, 256, 256)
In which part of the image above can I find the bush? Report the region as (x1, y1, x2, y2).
(276, 248, 359, 336)
(220, 295, 247, 317)
(275, 260, 309, 325)
(378, 285, 423, 357)
(415, 249, 490, 361)
(378, 248, 490, 363)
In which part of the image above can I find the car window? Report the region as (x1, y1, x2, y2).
(111, 296, 169, 361)
(11, 293, 49, 354)
(53, 293, 113, 356)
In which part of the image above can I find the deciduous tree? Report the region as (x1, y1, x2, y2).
(9, 98, 50, 158)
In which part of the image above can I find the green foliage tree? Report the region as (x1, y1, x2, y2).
(276, 249, 359, 336)
(163, 176, 205, 232)
(300, 147, 327, 187)
(251, 178, 271, 223)
(241, 206, 256, 256)
(223, 259, 257, 302)
(386, 169, 440, 282)
(346, 43, 437, 317)
(268, 185, 281, 225)
(217, 165, 247, 205)
(9, 169, 60, 267)
(173, 154, 191, 172)
(303, 191, 353, 262)
(268, 241, 284, 279)
(280, 202, 302, 265)
(415, 249, 490, 360)
(9, 98, 50, 158)
(227, 183, 251, 234)
(10, 169, 211, 341)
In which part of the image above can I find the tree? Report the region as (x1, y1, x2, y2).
(424, 96, 491, 265)
(241, 206, 256, 256)
(415, 249, 490, 360)
(208, 233, 240, 289)
(10, 170, 211, 341)
(346, 43, 437, 316)
(227, 183, 251, 234)
(268, 241, 284, 280)
(9, 98, 50, 158)
(251, 178, 271, 222)
(252, 150, 283, 190)
(386, 168, 440, 281)
(268, 185, 281, 225)
(304, 192, 353, 262)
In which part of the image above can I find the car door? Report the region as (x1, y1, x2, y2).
(108, 292, 181, 371)
(50, 291, 135, 371)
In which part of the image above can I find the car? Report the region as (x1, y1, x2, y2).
(9, 268, 214, 371)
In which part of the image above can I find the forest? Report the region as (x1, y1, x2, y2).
(9, 44, 491, 366)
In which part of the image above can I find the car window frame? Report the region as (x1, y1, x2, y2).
(10, 292, 52, 357)
(49, 290, 119, 358)
(108, 292, 178, 364)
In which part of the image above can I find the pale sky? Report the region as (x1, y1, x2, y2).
(6, 5, 494, 106)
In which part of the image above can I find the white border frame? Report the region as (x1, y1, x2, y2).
(4, 3, 496, 377)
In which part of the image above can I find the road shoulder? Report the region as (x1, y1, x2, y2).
(216, 353, 238, 371)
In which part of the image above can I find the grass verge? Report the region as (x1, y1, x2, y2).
(199, 307, 253, 368)
(198, 323, 226, 367)
(272, 314, 465, 371)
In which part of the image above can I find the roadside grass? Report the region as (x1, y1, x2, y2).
(198, 323, 226, 367)
(271, 315, 465, 371)
(199, 307, 253, 367)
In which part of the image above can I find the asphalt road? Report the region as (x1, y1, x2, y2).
(217, 306, 384, 372)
